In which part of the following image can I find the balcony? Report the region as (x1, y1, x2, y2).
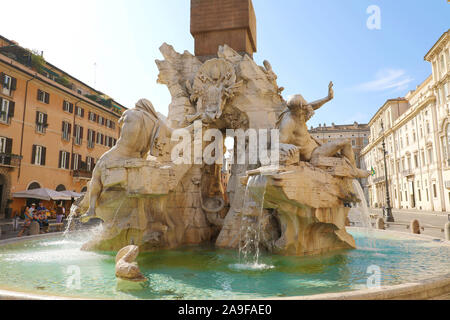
(402, 169, 414, 177)
(0, 153, 22, 168)
(72, 170, 92, 180)
(373, 176, 386, 184)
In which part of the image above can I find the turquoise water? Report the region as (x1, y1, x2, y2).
(0, 229, 448, 299)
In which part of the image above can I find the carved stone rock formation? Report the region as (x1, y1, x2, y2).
(76, 43, 366, 258)
(115, 245, 147, 281)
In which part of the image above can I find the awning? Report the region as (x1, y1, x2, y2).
(12, 188, 71, 201)
(60, 190, 83, 199)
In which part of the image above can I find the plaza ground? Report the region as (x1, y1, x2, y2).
(369, 208, 450, 239)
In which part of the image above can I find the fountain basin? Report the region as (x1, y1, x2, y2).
(0, 228, 448, 300)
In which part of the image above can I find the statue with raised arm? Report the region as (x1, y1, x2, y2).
(277, 82, 369, 178)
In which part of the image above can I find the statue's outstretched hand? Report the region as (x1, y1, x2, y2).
(328, 81, 334, 99)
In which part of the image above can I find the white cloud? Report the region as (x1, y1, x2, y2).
(353, 69, 413, 92)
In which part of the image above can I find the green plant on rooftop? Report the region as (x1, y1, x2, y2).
(84, 93, 114, 109)
(31, 51, 45, 74)
(55, 75, 73, 89)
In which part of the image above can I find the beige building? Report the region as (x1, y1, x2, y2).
(361, 30, 450, 212)
(309, 122, 370, 168)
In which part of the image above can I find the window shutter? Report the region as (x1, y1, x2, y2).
(58, 151, 62, 168)
(81, 108, 85, 118)
(8, 101, 14, 118)
(93, 130, 96, 144)
(65, 152, 70, 169)
(61, 121, 65, 132)
(45, 93, 50, 104)
(69, 103, 73, 113)
(31, 145, 36, 164)
(10, 77, 17, 91)
(5, 138, 12, 154)
(68, 123, 72, 136)
(80, 126, 84, 140)
(78, 155, 82, 170)
(71, 153, 75, 170)
(41, 147, 46, 165)
(35, 111, 39, 124)
(37, 89, 42, 101)
(63, 100, 66, 111)
(73, 125, 77, 137)
(0, 73, 4, 86)
(43, 113, 48, 126)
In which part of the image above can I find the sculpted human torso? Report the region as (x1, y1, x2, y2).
(278, 109, 318, 161)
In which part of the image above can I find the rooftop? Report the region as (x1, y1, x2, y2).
(0, 34, 126, 115)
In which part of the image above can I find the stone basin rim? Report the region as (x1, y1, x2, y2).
(0, 228, 449, 300)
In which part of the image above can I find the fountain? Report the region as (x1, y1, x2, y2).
(0, 44, 449, 300)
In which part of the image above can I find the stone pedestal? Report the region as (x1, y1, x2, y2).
(30, 221, 40, 236)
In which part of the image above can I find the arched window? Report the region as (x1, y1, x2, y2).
(27, 182, 41, 190)
(56, 184, 66, 192)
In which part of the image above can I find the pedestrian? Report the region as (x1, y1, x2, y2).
(18, 204, 35, 237)
(56, 203, 64, 223)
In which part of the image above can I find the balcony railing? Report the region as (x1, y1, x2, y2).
(373, 176, 386, 184)
(72, 170, 92, 180)
(402, 169, 414, 177)
(0, 153, 22, 168)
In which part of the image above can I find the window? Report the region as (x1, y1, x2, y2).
(74, 125, 83, 145)
(86, 156, 95, 172)
(428, 148, 433, 164)
(37, 89, 50, 104)
(351, 140, 356, 146)
(76, 106, 84, 118)
(72, 153, 81, 170)
(59, 151, 70, 169)
(88, 112, 97, 122)
(0, 136, 12, 165)
(98, 115, 104, 126)
(433, 184, 437, 198)
(414, 154, 418, 168)
(0, 98, 14, 124)
(61, 121, 71, 141)
(35, 111, 48, 133)
(96, 132, 104, 145)
(87, 129, 95, 148)
(63, 101, 74, 113)
(1, 73, 16, 96)
(32, 145, 46, 166)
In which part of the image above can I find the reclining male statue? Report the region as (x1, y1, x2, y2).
(82, 98, 171, 218)
(277, 82, 369, 179)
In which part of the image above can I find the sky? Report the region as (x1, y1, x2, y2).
(0, 0, 448, 127)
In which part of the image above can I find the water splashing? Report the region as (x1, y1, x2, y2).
(348, 179, 377, 249)
(63, 205, 79, 236)
(237, 175, 269, 269)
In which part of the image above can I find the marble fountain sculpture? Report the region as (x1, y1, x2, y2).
(75, 43, 370, 262)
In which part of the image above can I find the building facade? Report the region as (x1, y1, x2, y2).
(0, 35, 126, 217)
(309, 122, 370, 168)
(361, 30, 450, 212)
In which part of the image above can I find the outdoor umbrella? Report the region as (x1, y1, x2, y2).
(12, 188, 72, 201)
(60, 190, 83, 199)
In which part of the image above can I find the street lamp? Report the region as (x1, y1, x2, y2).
(380, 121, 395, 222)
